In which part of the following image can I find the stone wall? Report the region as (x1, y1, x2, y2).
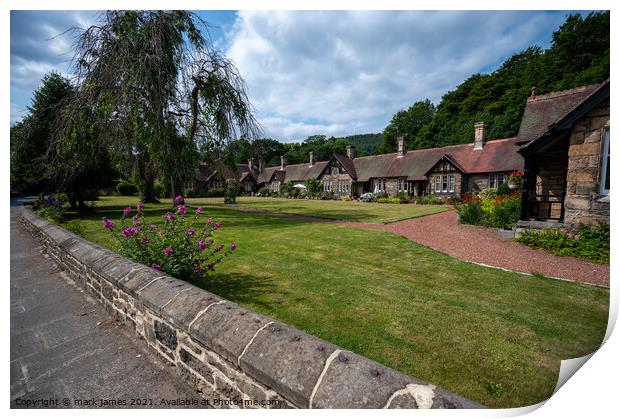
(467, 174, 489, 192)
(564, 99, 610, 227)
(19, 208, 481, 409)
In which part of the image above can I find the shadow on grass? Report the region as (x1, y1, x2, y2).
(196, 272, 285, 312)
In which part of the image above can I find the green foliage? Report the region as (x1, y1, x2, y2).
(382, 99, 436, 152)
(376, 197, 401, 204)
(63, 220, 85, 235)
(415, 195, 446, 205)
(304, 177, 322, 198)
(384, 12, 609, 151)
(154, 181, 169, 199)
(455, 194, 486, 225)
(517, 224, 609, 264)
(205, 188, 225, 198)
(224, 179, 240, 204)
(35, 193, 67, 223)
(116, 180, 138, 196)
(257, 187, 271, 197)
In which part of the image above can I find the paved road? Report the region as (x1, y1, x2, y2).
(10, 198, 210, 408)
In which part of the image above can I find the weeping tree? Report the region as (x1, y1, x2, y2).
(54, 11, 260, 203)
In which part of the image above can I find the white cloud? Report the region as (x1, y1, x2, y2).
(225, 11, 567, 141)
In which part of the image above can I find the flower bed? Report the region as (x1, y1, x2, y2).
(455, 190, 521, 229)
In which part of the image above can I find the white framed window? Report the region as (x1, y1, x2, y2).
(497, 173, 506, 186)
(600, 128, 610, 195)
(434, 176, 441, 193)
(442, 175, 448, 192)
(489, 173, 506, 189)
(449, 175, 455, 193)
(489, 173, 496, 189)
(323, 180, 331, 192)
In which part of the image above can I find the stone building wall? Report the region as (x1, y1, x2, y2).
(564, 99, 610, 226)
(19, 208, 480, 409)
(467, 174, 489, 192)
(321, 171, 354, 197)
(428, 173, 463, 197)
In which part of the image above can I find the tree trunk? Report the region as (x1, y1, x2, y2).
(143, 175, 156, 203)
(170, 179, 177, 208)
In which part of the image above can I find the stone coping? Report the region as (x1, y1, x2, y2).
(19, 207, 483, 409)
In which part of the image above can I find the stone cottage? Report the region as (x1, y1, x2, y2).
(518, 79, 610, 228)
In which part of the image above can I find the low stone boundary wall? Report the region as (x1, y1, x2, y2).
(20, 207, 482, 409)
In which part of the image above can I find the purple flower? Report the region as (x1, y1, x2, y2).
(206, 217, 212, 225)
(177, 204, 187, 216)
(131, 215, 140, 225)
(195, 207, 203, 215)
(123, 207, 131, 217)
(152, 264, 161, 271)
(214, 222, 221, 230)
(230, 242, 237, 251)
(102, 218, 114, 230)
(164, 212, 176, 221)
(175, 195, 185, 205)
(186, 227, 196, 236)
(140, 237, 149, 245)
(122, 227, 138, 237)
(163, 247, 173, 255)
(136, 202, 144, 213)
(206, 262, 216, 270)
(197, 239, 207, 250)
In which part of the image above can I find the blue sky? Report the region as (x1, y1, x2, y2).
(10, 10, 580, 141)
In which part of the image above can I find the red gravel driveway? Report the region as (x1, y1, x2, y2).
(338, 210, 609, 287)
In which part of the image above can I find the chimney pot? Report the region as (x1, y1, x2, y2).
(346, 144, 356, 160)
(397, 135, 407, 157)
(309, 151, 315, 167)
(473, 122, 486, 150)
(280, 155, 287, 170)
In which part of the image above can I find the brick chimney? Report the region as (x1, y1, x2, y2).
(309, 151, 315, 167)
(473, 122, 486, 150)
(346, 144, 356, 160)
(397, 135, 407, 157)
(280, 155, 287, 170)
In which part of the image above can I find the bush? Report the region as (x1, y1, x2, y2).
(455, 191, 521, 229)
(341, 195, 352, 202)
(154, 181, 168, 199)
(257, 187, 271, 197)
(224, 179, 240, 204)
(102, 198, 237, 282)
(205, 188, 225, 198)
(415, 195, 445, 205)
(455, 193, 486, 225)
(517, 223, 609, 264)
(35, 193, 67, 223)
(116, 180, 137, 196)
(396, 192, 411, 203)
(376, 197, 401, 204)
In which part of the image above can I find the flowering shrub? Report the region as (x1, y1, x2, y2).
(102, 197, 236, 283)
(34, 193, 67, 223)
(455, 190, 521, 229)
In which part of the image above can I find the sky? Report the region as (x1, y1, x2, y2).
(10, 10, 578, 142)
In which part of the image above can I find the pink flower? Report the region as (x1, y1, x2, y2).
(195, 207, 203, 215)
(230, 242, 237, 251)
(175, 195, 185, 205)
(177, 204, 187, 215)
(102, 218, 114, 230)
(122, 227, 138, 237)
(123, 207, 131, 217)
(197, 239, 207, 250)
(214, 222, 221, 230)
(140, 237, 149, 245)
(163, 247, 173, 255)
(186, 228, 196, 236)
(152, 264, 161, 271)
(206, 217, 212, 225)
(164, 212, 176, 221)
(148, 224, 157, 229)
(136, 202, 144, 213)
(131, 215, 140, 225)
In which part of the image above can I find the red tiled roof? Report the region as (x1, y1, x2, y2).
(517, 83, 602, 145)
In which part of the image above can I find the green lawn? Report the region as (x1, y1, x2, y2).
(186, 196, 449, 223)
(64, 196, 608, 408)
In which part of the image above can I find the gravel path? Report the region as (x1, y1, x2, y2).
(338, 211, 609, 287)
